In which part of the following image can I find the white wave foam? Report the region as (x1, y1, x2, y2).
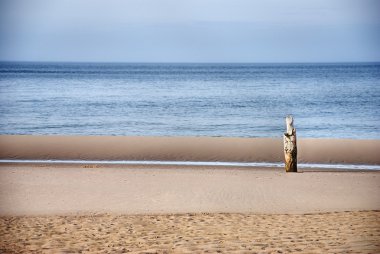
(0, 159, 379, 170)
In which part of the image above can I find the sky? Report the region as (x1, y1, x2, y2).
(0, 0, 379, 63)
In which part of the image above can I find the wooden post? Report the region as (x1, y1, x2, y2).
(284, 115, 297, 172)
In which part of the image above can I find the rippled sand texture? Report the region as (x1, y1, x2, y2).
(1, 211, 379, 253)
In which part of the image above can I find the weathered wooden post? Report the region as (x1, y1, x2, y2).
(284, 115, 297, 172)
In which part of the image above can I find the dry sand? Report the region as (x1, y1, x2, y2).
(1, 211, 379, 253)
(0, 164, 379, 215)
(1, 135, 380, 164)
(0, 164, 379, 253)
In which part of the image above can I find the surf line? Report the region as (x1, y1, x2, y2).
(0, 159, 380, 170)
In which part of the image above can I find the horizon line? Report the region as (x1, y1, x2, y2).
(1, 60, 380, 65)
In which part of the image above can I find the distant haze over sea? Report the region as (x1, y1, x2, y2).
(0, 62, 379, 139)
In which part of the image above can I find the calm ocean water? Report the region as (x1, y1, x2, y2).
(0, 62, 379, 139)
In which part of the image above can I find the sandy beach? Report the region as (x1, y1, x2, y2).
(1, 136, 380, 253)
(0, 163, 380, 253)
(1, 211, 379, 253)
(1, 164, 380, 215)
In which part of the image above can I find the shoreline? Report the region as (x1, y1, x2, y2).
(1, 160, 380, 171)
(1, 135, 380, 165)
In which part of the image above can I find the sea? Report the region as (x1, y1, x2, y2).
(0, 62, 379, 139)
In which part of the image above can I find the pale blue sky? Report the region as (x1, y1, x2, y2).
(0, 0, 379, 62)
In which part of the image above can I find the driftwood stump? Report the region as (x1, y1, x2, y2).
(283, 115, 297, 172)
